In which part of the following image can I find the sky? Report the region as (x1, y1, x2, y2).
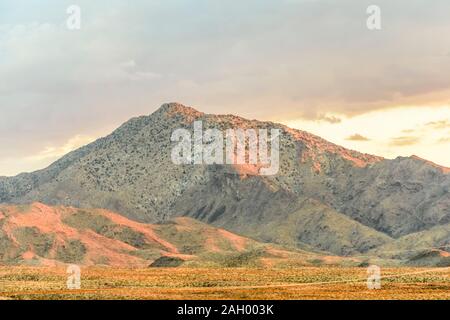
(0, 0, 449, 176)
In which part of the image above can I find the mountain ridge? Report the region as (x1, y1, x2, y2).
(2, 202, 344, 267)
(0, 102, 449, 257)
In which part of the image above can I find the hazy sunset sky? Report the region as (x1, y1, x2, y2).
(1, 0, 449, 176)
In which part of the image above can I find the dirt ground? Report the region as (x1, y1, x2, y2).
(0, 266, 449, 300)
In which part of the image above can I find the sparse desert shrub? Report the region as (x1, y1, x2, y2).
(56, 239, 86, 263)
(98, 225, 149, 249)
(149, 256, 184, 268)
(13, 227, 54, 258)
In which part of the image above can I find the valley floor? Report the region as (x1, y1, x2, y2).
(0, 266, 449, 300)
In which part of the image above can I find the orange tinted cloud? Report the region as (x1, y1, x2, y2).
(437, 136, 450, 143)
(425, 120, 450, 130)
(316, 114, 342, 124)
(346, 134, 370, 141)
(389, 136, 421, 147)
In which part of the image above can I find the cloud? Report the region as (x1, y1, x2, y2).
(27, 135, 95, 162)
(2, 1, 450, 119)
(119, 59, 161, 81)
(425, 119, 450, 130)
(389, 136, 421, 147)
(397, 118, 450, 137)
(437, 136, 450, 143)
(345, 134, 370, 141)
(316, 114, 342, 124)
(0, 134, 95, 176)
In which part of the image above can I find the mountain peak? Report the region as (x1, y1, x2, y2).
(157, 102, 204, 118)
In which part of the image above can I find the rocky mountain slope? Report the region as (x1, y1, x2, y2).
(0, 103, 449, 258)
(0, 203, 352, 267)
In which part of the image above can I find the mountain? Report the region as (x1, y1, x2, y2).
(369, 222, 450, 265)
(0, 202, 354, 267)
(0, 103, 449, 257)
